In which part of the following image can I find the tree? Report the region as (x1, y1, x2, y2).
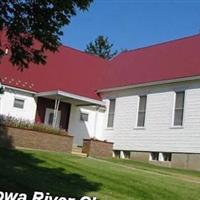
(120, 48, 129, 53)
(0, 82, 4, 94)
(0, 0, 93, 70)
(85, 35, 118, 60)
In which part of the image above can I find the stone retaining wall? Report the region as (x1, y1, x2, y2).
(82, 139, 113, 158)
(0, 126, 73, 153)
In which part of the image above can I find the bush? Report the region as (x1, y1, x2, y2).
(0, 115, 66, 135)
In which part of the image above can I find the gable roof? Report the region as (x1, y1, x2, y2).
(0, 45, 109, 100)
(100, 34, 200, 91)
(1, 34, 200, 100)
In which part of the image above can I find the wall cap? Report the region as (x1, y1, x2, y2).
(83, 138, 114, 144)
(5, 126, 73, 138)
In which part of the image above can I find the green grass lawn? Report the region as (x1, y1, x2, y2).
(0, 148, 200, 200)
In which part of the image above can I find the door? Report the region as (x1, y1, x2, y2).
(44, 108, 61, 128)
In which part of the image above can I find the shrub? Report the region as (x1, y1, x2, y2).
(0, 115, 67, 135)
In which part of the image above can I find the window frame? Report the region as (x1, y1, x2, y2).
(44, 108, 61, 128)
(161, 153, 172, 162)
(13, 97, 25, 109)
(107, 99, 116, 128)
(172, 91, 185, 127)
(80, 112, 89, 122)
(150, 152, 172, 162)
(149, 152, 159, 161)
(136, 95, 147, 128)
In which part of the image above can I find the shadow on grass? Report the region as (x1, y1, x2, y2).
(0, 148, 101, 198)
(0, 124, 13, 148)
(0, 125, 101, 199)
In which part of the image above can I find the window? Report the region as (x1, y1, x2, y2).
(150, 152, 159, 161)
(107, 99, 116, 127)
(80, 112, 89, 122)
(137, 96, 147, 127)
(113, 150, 120, 158)
(124, 151, 130, 159)
(174, 91, 185, 126)
(162, 153, 172, 162)
(150, 152, 172, 162)
(13, 98, 24, 109)
(48, 113, 54, 125)
(44, 108, 61, 128)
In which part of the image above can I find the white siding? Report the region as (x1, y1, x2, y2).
(101, 80, 200, 153)
(0, 88, 37, 122)
(68, 105, 104, 145)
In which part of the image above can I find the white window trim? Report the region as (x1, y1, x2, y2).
(149, 152, 159, 161)
(159, 152, 172, 162)
(134, 95, 147, 129)
(149, 152, 172, 162)
(14, 95, 26, 101)
(104, 100, 114, 130)
(44, 108, 61, 128)
(13, 96, 26, 109)
(106, 99, 116, 129)
(80, 111, 89, 122)
(170, 91, 186, 129)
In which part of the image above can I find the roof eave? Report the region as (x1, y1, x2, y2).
(36, 90, 105, 106)
(97, 75, 200, 93)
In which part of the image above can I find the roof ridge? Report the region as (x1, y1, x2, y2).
(61, 44, 110, 63)
(117, 33, 200, 56)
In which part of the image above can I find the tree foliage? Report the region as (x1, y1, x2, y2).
(0, 0, 93, 70)
(85, 35, 118, 60)
(0, 81, 4, 94)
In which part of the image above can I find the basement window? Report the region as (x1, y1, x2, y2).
(113, 150, 120, 158)
(13, 98, 24, 109)
(150, 152, 159, 161)
(124, 151, 131, 159)
(162, 153, 172, 162)
(80, 112, 89, 122)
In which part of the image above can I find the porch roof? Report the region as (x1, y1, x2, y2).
(35, 90, 105, 106)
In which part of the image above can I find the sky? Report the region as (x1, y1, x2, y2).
(60, 0, 200, 52)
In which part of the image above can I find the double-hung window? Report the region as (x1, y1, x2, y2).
(174, 91, 185, 126)
(107, 99, 116, 128)
(137, 95, 147, 127)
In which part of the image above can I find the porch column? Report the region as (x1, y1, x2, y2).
(53, 99, 60, 128)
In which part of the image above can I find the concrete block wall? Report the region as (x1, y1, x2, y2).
(115, 150, 200, 171)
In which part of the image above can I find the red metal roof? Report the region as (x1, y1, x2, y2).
(1, 34, 200, 100)
(101, 34, 200, 90)
(0, 45, 109, 100)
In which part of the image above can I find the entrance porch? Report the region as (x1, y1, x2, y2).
(34, 90, 105, 145)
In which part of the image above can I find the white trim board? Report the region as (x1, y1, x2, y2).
(97, 75, 200, 93)
(4, 85, 36, 94)
(36, 90, 105, 106)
